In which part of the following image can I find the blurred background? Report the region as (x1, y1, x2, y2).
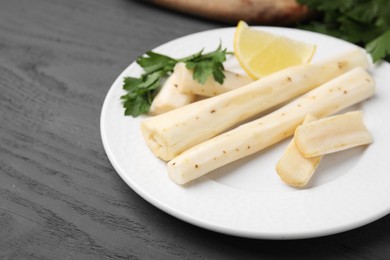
(1, 0, 389, 259)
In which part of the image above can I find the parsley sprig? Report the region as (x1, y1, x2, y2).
(121, 44, 232, 117)
(297, 0, 390, 63)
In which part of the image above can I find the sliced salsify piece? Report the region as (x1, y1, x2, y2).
(294, 111, 373, 158)
(149, 70, 196, 115)
(276, 115, 322, 188)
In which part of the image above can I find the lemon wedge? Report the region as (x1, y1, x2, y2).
(234, 21, 316, 79)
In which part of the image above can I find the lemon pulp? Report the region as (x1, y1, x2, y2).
(234, 21, 316, 79)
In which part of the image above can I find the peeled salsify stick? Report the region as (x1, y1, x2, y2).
(149, 67, 196, 115)
(168, 67, 375, 185)
(149, 62, 253, 115)
(295, 111, 373, 158)
(142, 49, 369, 161)
(174, 62, 254, 97)
(276, 115, 322, 188)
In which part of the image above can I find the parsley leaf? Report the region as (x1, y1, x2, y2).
(121, 44, 232, 117)
(297, 0, 390, 62)
(137, 51, 176, 74)
(182, 44, 230, 84)
(366, 29, 390, 62)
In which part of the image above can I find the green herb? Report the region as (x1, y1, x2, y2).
(121, 44, 232, 117)
(297, 0, 390, 62)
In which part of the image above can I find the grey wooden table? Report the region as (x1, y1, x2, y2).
(1, 0, 389, 259)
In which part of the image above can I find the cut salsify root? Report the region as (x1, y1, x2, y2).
(167, 67, 375, 185)
(294, 111, 373, 157)
(149, 71, 196, 115)
(142, 49, 369, 161)
(277, 111, 372, 188)
(276, 115, 322, 188)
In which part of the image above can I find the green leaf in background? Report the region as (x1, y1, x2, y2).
(346, 2, 378, 23)
(366, 30, 390, 62)
(298, 0, 353, 12)
(297, 0, 390, 62)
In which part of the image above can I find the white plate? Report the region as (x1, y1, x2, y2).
(101, 27, 390, 239)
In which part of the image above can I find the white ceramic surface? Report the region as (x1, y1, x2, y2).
(100, 27, 390, 239)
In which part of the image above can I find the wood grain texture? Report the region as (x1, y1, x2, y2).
(0, 0, 389, 259)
